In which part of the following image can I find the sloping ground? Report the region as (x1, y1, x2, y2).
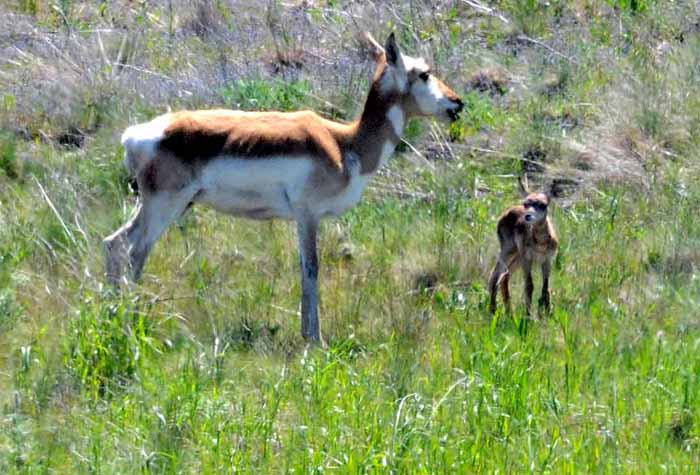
(1, 1, 700, 472)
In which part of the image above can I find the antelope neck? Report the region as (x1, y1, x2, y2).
(344, 85, 406, 175)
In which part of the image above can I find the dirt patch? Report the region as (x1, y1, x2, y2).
(522, 145, 547, 174)
(572, 151, 595, 171)
(548, 177, 580, 198)
(413, 271, 440, 295)
(267, 48, 306, 75)
(55, 127, 87, 149)
(467, 67, 509, 95)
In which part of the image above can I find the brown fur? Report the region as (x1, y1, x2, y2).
(488, 190, 558, 316)
(436, 81, 462, 103)
(160, 110, 345, 172)
(346, 63, 402, 173)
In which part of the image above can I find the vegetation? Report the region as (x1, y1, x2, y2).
(1, 0, 699, 472)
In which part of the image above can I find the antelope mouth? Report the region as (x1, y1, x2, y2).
(447, 99, 464, 122)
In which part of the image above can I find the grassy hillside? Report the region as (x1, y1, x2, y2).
(1, 0, 700, 472)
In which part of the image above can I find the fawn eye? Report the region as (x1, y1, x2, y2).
(419, 72, 430, 81)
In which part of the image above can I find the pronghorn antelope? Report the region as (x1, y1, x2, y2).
(488, 177, 558, 316)
(104, 33, 464, 342)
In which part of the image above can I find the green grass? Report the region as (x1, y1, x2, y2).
(0, 132, 18, 179)
(2, 0, 700, 473)
(220, 79, 314, 112)
(2, 159, 699, 473)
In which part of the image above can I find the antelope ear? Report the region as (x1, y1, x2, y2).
(517, 175, 530, 198)
(360, 32, 385, 63)
(384, 32, 401, 66)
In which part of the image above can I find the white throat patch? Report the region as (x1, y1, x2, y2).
(387, 105, 405, 137)
(379, 141, 396, 170)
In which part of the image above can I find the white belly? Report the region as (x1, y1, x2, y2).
(195, 154, 372, 221)
(196, 157, 313, 220)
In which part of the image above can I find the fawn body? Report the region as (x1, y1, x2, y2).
(489, 179, 558, 315)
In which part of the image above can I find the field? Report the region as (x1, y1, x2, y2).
(1, 0, 700, 473)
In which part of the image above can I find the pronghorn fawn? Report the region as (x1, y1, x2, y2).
(104, 33, 463, 343)
(488, 177, 558, 316)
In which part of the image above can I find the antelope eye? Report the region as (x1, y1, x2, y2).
(419, 71, 430, 81)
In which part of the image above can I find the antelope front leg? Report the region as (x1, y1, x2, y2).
(488, 260, 506, 314)
(538, 259, 552, 314)
(297, 217, 321, 343)
(500, 271, 512, 315)
(523, 259, 534, 316)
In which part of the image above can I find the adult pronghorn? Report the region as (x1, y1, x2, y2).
(105, 33, 464, 343)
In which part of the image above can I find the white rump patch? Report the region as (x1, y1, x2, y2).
(387, 106, 405, 137)
(121, 114, 172, 174)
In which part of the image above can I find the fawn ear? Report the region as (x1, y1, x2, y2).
(545, 180, 558, 202)
(545, 189, 553, 202)
(359, 32, 385, 63)
(517, 175, 530, 198)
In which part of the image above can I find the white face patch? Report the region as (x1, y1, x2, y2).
(526, 209, 547, 223)
(382, 52, 456, 118)
(387, 105, 405, 137)
(411, 75, 448, 116)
